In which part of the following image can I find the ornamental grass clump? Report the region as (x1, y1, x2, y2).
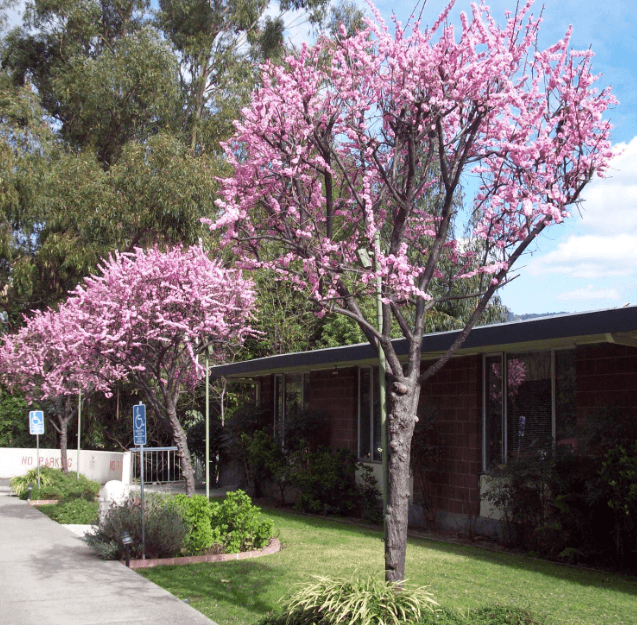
(267, 575, 437, 625)
(11, 466, 57, 497)
(12, 466, 99, 502)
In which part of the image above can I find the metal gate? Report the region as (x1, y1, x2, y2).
(130, 446, 182, 484)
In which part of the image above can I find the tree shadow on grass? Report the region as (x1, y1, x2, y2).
(262, 508, 637, 598)
(140, 560, 280, 622)
(406, 534, 637, 597)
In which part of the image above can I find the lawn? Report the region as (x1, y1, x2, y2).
(138, 509, 637, 625)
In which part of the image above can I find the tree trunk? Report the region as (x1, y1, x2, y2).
(52, 396, 75, 475)
(166, 398, 196, 496)
(59, 418, 69, 474)
(384, 378, 421, 583)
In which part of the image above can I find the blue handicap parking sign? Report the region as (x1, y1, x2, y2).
(29, 410, 44, 435)
(133, 404, 147, 446)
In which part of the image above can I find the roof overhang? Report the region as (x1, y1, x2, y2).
(209, 305, 637, 379)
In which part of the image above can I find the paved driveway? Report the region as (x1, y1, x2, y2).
(0, 480, 217, 625)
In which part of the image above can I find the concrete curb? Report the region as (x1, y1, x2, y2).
(126, 537, 281, 570)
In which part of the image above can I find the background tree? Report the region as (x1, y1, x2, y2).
(62, 246, 255, 494)
(153, 0, 331, 154)
(1, 0, 181, 167)
(0, 306, 120, 471)
(207, 0, 615, 581)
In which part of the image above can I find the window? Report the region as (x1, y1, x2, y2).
(274, 373, 309, 439)
(483, 349, 576, 469)
(358, 366, 382, 462)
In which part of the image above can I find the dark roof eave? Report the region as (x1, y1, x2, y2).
(209, 305, 637, 379)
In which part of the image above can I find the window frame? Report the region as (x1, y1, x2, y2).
(274, 372, 309, 442)
(482, 347, 575, 471)
(358, 366, 382, 462)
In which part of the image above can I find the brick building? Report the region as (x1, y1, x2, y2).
(209, 306, 637, 533)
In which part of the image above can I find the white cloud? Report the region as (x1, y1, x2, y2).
(525, 136, 637, 282)
(556, 286, 621, 302)
(576, 136, 637, 235)
(526, 233, 637, 279)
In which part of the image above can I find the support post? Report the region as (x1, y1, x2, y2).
(205, 348, 210, 500)
(76, 388, 82, 479)
(374, 232, 388, 536)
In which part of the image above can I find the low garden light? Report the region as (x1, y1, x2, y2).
(121, 531, 132, 568)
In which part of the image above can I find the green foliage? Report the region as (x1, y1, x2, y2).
(262, 575, 437, 625)
(187, 417, 225, 487)
(38, 499, 98, 524)
(232, 409, 381, 520)
(411, 405, 443, 528)
(85, 495, 189, 560)
(598, 441, 637, 566)
(11, 465, 58, 496)
(11, 466, 100, 502)
(225, 402, 275, 498)
(292, 447, 377, 518)
(485, 409, 637, 572)
(240, 430, 292, 504)
(25, 471, 100, 502)
(484, 451, 564, 554)
(171, 494, 215, 555)
(209, 489, 274, 554)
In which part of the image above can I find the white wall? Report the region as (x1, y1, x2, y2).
(0, 448, 131, 484)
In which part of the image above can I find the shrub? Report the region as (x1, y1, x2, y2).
(225, 403, 276, 498)
(171, 494, 215, 555)
(209, 489, 274, 553)
(38, 499, 99, 524)
(261, 575, 437, 625)
(13, 467, 99, 502)
(292, 447, 378, 518)
(598, 441, 637, 567)
(84, 495, 188, 560)
(187, 418, 225, 487)
(483, 451, 564, 553)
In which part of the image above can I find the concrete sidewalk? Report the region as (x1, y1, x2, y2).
(0, 480, 218, 625)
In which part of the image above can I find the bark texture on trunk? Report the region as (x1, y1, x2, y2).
(384, 379, 421, 582)
(166, 399, 196, 496)
(52, 396, 75, 475)
(59, 423, 69, 474)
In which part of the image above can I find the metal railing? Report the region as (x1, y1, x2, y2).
(130, 446, 182, 484)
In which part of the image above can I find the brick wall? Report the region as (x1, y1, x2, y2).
(417, 355, 482, 517)
(575, 342, 637, 423)
(255, 369, 358, 451)
(308, 367, 358, 451)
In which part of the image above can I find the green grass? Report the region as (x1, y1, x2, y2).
(138, 510, 637, 625)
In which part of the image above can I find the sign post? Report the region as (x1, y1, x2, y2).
(29, 410, 44, 489)
(133, 402, 147, 559)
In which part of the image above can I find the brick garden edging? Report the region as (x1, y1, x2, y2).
(125, 538, 281, 570)
(29, 500, 60, 506)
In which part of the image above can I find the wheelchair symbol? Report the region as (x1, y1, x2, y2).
(29, 410, 44, 434)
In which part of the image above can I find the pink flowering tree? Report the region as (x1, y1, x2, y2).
(64, 246, 256, 495)
(0, 306, 119, 473)
(207, 0, 615, 581)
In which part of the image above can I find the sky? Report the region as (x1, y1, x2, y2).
(3, 0, 636, 316)
(281, 0, 637, 315)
